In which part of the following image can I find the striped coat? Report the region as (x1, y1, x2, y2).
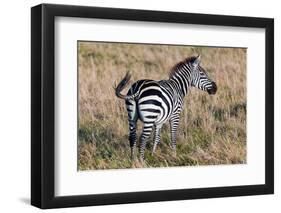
(115, 55, 217, 161)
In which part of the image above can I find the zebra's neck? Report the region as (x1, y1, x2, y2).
(169, 70, 191, 97)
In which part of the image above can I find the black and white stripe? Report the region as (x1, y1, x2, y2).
(115, 55, 217, 161)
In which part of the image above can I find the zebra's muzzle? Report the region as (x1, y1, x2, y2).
(207, 82, 217, 95)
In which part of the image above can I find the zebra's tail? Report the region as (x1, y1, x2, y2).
(114, 71, 138, 100)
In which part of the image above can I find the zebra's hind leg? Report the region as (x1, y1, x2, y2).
(129, 121, 137, 161)
(152, 124, 163, 154)
(169, 115, 180, 156)
(139, 122, 154, 163)
(126, 99, 138, 161)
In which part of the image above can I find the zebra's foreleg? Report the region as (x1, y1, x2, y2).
(152, 124, 163, 154)
(139, 123, 154, 163)
(169, 115, 180, 155)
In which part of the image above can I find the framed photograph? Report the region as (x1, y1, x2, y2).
(31, 3, 274, 209)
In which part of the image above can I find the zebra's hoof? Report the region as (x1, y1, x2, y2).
(170, 146, 177, 157)
(172, 152, 177, 158)
(139, 158, 145, 166)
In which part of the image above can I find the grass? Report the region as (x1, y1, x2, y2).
(78, 41, 247, 170)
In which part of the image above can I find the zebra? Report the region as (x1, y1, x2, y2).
(115, 55, 217, 162)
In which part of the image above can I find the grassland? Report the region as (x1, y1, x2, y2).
(78, 41, 246, 170)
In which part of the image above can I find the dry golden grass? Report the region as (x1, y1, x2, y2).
(78, 41, 246, 170)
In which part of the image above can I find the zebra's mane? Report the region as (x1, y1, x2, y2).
(169, 56, 197, 79)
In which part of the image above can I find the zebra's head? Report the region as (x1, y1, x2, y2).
(190, 55, 217, 95)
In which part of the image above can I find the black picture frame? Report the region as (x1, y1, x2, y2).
(31, 3, 274, 209)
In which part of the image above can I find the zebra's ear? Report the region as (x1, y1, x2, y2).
(193, 55, 201, 67)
